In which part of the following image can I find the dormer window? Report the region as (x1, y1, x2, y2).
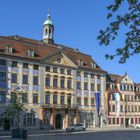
(80, 60, 83, 66)
(6, 45, 13, 53)
(27, 50, 34, 57)
(91, 62, 96, 68)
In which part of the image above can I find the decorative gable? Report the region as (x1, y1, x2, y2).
(121, 75, 134, 84)
(42, 51, 77, 68)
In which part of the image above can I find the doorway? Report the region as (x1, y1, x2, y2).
(4, 118, 10, 131)
(55, 114, 61, 129)
(125, 118, 129, 128)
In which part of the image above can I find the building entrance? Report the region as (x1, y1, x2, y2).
(4, 118, 10, 131)
(125, 118, 129, 127)
(55, 114, 62, 129)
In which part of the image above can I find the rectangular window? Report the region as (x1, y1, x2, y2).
(67, 70, 71, 75)
(128, 105, 130, 112)
(53, 78, 57, 88)
(112, 105, 115, 112)
(33, 94, 38, 104)
(11, 73, 17, 83)
(0, 59, 6, 65)
(61, 95, 65, 104)
(67, 96, 71, 106)
(22, 93, 28, 103)
(33, 76, 38, 85)
(33, 65, 39, 70)
(67, 79, 72, 89)
(117, 118, 119, 124)
(77, 71, 81, 77)
(84, 82, 88, 90)
(60, 79, 65, 89)
(84, 72, 88, 77)
(53, 67, 57, 73)
(60, 68, 65, 74)
(46, 66, 50, 72)
(77, 81, 81, 90)
(12, 61, 18, 67)
(131, 118, 134, 124)
(113, 118, 115, 124)
(132, 106, 134, 112)
(53, 95, 57, 104)
(84, 97, 88, 106)
(23, 75, 28, 84)
(91, 97, 95, 106)
(97, 84, 101, 91)
(45, 95, 50, 104)
(121, 118, 124, 124)
(0, 92, 5, 102)
(135, 106, 137, 112)
(120, 105, 123, 112)
(45, 77, 50, 87)
(77, 97, 81, 105)
(91, 74, 94, 78)
(91, 83, 94, 91)
(0, 72, 6, 82)
(108, 118, 111, 124)
(23, 63, 28, 69)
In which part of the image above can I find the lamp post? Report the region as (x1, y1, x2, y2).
(124, 95, 127, 128)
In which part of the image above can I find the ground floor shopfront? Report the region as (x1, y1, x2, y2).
(108, 116, 140, 127)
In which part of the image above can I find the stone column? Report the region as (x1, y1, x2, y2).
(65, 109, 69, 128)
(40, 107, 44, 129)
(74, 109, 77, 125)
(50, 109, 54, 129)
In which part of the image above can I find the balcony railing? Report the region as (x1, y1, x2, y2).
(42, 104, 78, 109)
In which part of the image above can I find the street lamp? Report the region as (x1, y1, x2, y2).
(124, 95, 128, 128)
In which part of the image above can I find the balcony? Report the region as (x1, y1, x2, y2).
(42, 104, 78, 109)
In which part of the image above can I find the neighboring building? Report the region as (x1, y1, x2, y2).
(76, 66, 106, 128)
(0, 13, 106, 130)
(106, 73, 140, 127)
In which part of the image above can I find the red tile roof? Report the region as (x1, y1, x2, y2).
(0, 35, 106, 73)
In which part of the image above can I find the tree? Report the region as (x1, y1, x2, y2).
(97, 0, 140, 63)
(5, 90, 27, 128)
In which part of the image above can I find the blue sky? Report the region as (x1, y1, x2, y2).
(0, 0, 140, 82)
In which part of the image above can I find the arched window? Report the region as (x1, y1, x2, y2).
(23, 112, 36, 126)
(49, 29, 51, 34)
(45, 29, 48, 35)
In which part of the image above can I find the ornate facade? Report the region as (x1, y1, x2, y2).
(0, 13, 106, 130)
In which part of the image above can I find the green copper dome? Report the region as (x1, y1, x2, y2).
(43, 13, 53, 25)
